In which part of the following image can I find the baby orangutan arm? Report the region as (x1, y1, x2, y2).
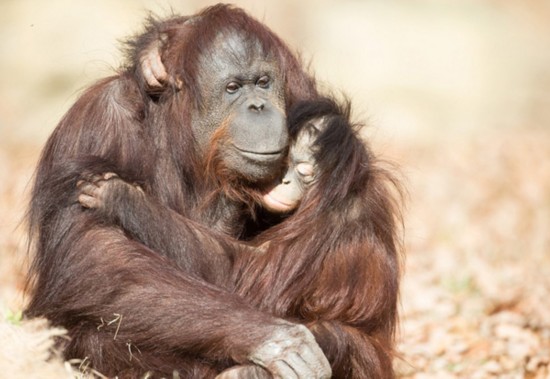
(77, 173, 263, 262)
(76, 149, 317, 259)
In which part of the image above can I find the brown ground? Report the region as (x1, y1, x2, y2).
(1, 1, 549, 378)
(393, 129, 550, 378)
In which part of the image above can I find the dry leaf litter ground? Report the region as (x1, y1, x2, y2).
(393, 129, 550, 378)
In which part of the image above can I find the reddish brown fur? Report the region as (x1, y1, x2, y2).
(26, 5, 319, 377)
(71, 98, 403, 378)
(26, 5, 401, 379)
(233, 99, 402, 378)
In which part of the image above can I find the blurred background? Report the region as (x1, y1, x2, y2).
(1, 0, 549, 377)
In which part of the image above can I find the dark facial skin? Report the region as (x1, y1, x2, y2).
(193, 32, 288, 184)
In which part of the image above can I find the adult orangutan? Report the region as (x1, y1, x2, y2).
(27, 5, 332, 378)
(27, 3, 402, 378)
(77, 97, 402, 378)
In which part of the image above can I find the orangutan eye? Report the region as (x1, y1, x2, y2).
(226, 82, 241, 94)
(296, 162, 315, 183)
(256, 76, 270, 89)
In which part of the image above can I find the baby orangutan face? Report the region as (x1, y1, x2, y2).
(261, 118, 325, 213)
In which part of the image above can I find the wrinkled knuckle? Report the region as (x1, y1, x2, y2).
(291, 324, 311, 339)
